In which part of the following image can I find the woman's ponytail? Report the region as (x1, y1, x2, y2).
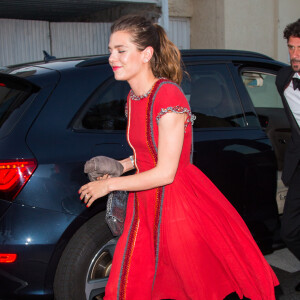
(151, 24, 183, 85)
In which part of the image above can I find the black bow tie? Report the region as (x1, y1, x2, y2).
(292, 77, 300, 90)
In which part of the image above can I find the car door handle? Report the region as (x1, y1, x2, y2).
(278, 139, 286, 144)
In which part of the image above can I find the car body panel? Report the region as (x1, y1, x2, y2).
(0, 50, 287, 298)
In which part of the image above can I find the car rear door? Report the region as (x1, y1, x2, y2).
(236, 63, 289, 215)
(182, 60, 279, 252)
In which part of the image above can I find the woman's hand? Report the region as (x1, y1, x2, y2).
(79, 175, 111, 207)
(84, 156, 124, 181)
(96, 174, 111, 181)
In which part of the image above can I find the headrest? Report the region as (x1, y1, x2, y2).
(190, 77, 223, 109)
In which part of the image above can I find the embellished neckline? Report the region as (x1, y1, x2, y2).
(129, 78, 166, 101)
(129, 88, 152, 101)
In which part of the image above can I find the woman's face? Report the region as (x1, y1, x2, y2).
(108, 30, 146, 82)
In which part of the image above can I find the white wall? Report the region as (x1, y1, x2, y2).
(223, 0, 300, 62)
(0, 19, 50, 66)
(187, 0, 300, 63)
(169, 17, 190, 49)
(51, 22, 111, 58)
(168, 0, 192, 49)
(277, 0, 300, 64)
(224, 0, 276, 58)
(0, 17, 190, 66)
(0, 19, 112, 66)
(2, 1, 300, 66)
(190, 0, 225, 49)
(169, 0, 193, 17)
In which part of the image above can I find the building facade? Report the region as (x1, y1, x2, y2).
(0, 0, 299, 66)
(182, 0, 300, 64)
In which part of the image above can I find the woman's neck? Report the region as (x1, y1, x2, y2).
(128, 72, 157, 97)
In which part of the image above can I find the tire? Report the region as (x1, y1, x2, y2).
(53, 212, 118, 300)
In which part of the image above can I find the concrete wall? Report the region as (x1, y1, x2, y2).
(2, 0, 300, 66)
(0, 19, 50, 65)
(0, 19, 112, 66)
(190, 0, 225, 49)
(277, 0, 300, 64)
(169, 0, 193, 18)
(184, 0, 300, 63)
(188, 0, 276, 56)
(168, 0, 192, 50)
(223, 0, 276, 58)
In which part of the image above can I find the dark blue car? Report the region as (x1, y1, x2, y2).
(0, 50, 288, 299)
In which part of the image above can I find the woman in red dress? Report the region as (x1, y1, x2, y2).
(79, 15, 279, 300)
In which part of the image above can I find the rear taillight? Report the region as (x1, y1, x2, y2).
(0, 159, 37, 200)
(0, 253, 17, 263)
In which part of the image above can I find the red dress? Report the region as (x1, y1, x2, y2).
(104, 79, 279, 300)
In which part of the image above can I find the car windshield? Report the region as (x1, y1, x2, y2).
(0, 75, 36, 136)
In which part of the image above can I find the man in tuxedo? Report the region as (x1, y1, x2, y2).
(275, 18, 300, 291)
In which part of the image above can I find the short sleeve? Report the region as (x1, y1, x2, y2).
(154, 82, 195, 130)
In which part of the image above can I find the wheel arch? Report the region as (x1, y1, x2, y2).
(44, 199, 107, 294)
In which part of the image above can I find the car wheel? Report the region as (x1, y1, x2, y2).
(54, 212, 117, 300)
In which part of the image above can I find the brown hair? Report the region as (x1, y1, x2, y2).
(111, 15, 183, 84)
(283, 18, 300, 40)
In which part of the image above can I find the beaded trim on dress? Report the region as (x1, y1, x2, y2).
(156, 105, 196, 130)
(129, 89, 151, 101)
(129, 78, 166, 101)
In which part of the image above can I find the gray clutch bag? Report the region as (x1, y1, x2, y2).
(84, 156, 127, 236)
(105, 190, 128, 236)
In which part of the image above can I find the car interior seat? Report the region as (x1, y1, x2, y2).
(190, 77, 232, 127)
(190, 77, 223, 115)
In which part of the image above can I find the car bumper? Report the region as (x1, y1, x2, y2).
(0, 201, 76, 298)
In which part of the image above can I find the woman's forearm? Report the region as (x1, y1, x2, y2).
(107, 164, 175, 193)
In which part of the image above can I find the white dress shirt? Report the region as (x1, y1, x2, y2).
(284, 72, 300, 127)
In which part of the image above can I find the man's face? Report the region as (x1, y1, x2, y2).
(288, 36, 300, 72)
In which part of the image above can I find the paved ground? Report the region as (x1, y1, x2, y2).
(265, 248, 300, 299)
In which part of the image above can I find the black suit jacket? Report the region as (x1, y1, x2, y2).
(276, 66, 300, 185)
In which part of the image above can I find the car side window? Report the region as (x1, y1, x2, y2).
(241, 70, 290, 171)
(76, 79, 130, 131)
(182, 64, 246, 128)
(241, 72, 283, 109)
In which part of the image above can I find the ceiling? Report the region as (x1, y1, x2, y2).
(0, 0, 160, 22)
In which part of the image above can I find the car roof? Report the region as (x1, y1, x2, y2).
(1, 49, 281, 78)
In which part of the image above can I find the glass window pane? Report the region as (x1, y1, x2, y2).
(182, 64, 246, 128)
(242, 72, 283, 108)
(0, 77, 33, 137)
(78, 79, 130, 131)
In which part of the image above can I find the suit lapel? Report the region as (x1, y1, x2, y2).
(281, 68, 300, 135)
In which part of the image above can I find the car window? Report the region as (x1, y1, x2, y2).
(76, 79, 130, 131)
(183, 64, 246, 128)
(241, 70, 290, 171)
(0, 76, 36, 138)
(241, 71, 283, 108)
